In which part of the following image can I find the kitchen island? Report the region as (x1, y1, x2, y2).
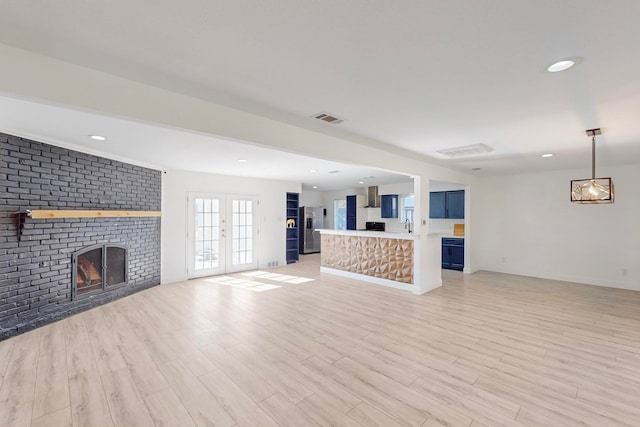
(318, 229, 417, 292)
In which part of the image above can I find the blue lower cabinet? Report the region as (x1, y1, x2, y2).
(450, 246, 464, 270)
(442, 238, 464, 270)
(441, 244, 450, 268)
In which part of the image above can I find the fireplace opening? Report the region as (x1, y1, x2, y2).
(73, 244, 127, 299)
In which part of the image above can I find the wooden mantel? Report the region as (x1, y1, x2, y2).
(17, 209, 161, 240)
(27, 210, 162, 219)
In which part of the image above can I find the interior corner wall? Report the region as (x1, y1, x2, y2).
(161, 170, 300, 284)
(319, 188, 364, 229)
(474, 163, 640, 290)
(299, 190, 323, 207)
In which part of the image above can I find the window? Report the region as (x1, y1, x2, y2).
(402, 195, 414, 223)
(334, 199, 346, 230)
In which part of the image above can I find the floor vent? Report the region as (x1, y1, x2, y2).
(437, 143, 494, 158)
(313, 112, 344, 124)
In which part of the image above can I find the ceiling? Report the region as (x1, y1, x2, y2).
(0, 96, 410, 191)
(1, 1, 640, 177)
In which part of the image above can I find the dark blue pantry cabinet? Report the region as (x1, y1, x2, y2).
(346, 195, 357, 230)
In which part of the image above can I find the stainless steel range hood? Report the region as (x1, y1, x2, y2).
(366, 186, 380, 208)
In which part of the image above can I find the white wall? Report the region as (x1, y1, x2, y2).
(319, 188, 365, 229)
(474, 163, 640, 290)
(300, 190, 323, 207)
(379, 182, 414, 195)
(162, 170, 300, 284)
(429, 181, 466, 192)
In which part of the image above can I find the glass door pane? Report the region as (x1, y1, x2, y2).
(227, 196, 257, 272)
(195, 197, 221, 271)
(188, 193, 225, 278)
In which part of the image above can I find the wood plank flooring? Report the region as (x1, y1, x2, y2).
(1, 254, 639, 426)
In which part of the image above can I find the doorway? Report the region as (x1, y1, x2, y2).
(187, 192, 258, 278)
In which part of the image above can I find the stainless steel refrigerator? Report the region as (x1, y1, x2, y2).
(299, 206, 324, 254)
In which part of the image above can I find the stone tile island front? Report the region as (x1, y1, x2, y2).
(318, 229, 418, 292)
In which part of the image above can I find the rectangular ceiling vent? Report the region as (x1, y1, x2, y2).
(313, 112, 344, 124)
(436, 143, 494, 158)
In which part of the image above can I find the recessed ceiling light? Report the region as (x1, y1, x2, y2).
(89, 135, 106, 141)
(310, 169, 318, 173)
(472, 168, 481, 171)
(547, 60, 575, 73)
(238, 159, 247, 163)
(358, 181, 364, 184)
(312, 185, 318, 189)
(541, 153, 554, 158)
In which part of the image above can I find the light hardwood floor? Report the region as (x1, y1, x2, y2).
(1, 254, 640, 426)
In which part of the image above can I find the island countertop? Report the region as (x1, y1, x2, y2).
(317, 229, 419, 240)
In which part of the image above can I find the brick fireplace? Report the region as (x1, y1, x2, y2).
(0, 133, 161, 339)
(73, 244, 128, 299)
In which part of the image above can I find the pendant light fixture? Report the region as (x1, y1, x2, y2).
(570, 128, 614, 203)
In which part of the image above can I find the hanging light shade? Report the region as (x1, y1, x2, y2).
(570, 128, 614, 203)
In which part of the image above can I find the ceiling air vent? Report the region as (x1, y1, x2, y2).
(436, 143, 494, 158)
(313, 112, 344, 124)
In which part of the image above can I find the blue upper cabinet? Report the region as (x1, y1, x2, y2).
(380, 194, 398, 218)
(429, 190, 464, 219)
(429, 192, 447, 218)
(447, 190, 465, 219)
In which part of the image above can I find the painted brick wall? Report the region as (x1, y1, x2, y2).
(0, 133, 161, 339)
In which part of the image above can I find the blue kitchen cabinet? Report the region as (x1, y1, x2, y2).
(346, 195, 357, 230)
(442, 238, 464, 270)
(450, 246, 464, 270)
(429, 190, 464, 219)
(380, 194, 398, 218)
(429, 192, 447, 218)
(447, 190, 465, 219)
(286, 192, 300, 263)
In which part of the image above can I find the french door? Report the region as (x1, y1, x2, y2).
(187, 193, 258, 278)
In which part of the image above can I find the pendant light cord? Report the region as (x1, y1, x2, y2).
(591, 135, 596, 179)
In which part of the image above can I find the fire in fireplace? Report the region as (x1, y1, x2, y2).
(72, 244, 127, 299)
